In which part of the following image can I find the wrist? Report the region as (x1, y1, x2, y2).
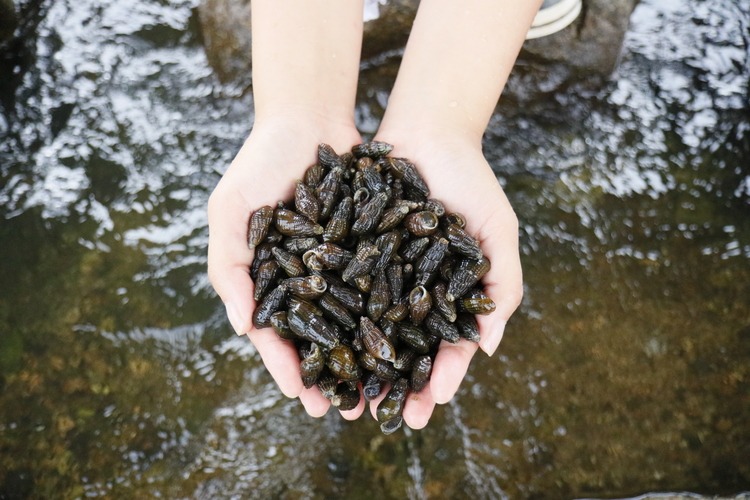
(374, 121, 483, 160)
(376, 112, 485, 152)
(254, 104, 356, 135)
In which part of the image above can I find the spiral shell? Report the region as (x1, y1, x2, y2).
(408, 286, 432, 325)
(377, 378, 409, 423)
(327, 344, 362, 381)
(331, 385, 361, 411)
(352, 141, 393, 158)
(247, 205, 274, 248)
(300, 343, 325, 389)
(410, 355, 432, 392)
(294, 180, 321, 223)
(274, 208, 323, 237)
(360, 316, 396, 363)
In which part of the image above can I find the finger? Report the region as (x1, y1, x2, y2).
(430, 339, 479, 405)
(369, 382, 437, 429)
(247, 328, 304, 398)
(207, 182, 255, 335)
(339, 391, 366, 420)
(299, 386, 331, 417)
(402, 383, 436, 430)
(368, 382, 391, 421)
(473, 200, 523, 357)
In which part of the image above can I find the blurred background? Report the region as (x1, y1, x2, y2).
(0, 0, 748, 498)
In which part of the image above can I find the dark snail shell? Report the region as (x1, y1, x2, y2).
(376, 201, 411, 233)
(327, 344, 362, 381)
(360, 316, 396, 363)
(366, 271, 390, 322)
(404, 211, 439, 237)
(342, 242, 380, 283)
(318, 292, 357, 330)
(300, 343, 325, 389)
(327, 280, 365, 314)
(254, 259, 280, 301)
(424, 310, 460, 344)
(385, 263, 404, 305)
(423, 199, 446, 217)
(415, 238, 450, 287)
(304, 162, 324, 188)
(253, 284, 287, 328)
(374, 230, 402, 273)
(287, 299, 339, 350)
(248, 205, 274, 248)
(363, 372, 384, 401)
(282, 237, 319, 255)
(431, 281, 457, 323)
(270, 311, 296, 340)
(331, 385, 361, 411)
(383, 157, 429, 197)
(352, 141, 393, 158)
(281, 275, 327, 300)
(446, 224, 483, 260)
(316, 371, 338, 399)
(408, 286, 432, 325)
(400, 237, 430, 263)
(446, 256, 491, 301)
(377, 378, 409, 423)
(456, 314, 481, 343)
(380, 416, 403, 435)
(294, 180, 321, 223)
(303, 243, 353, 271)
(394, 348, 417, 372)
(316, 165, 343, 220)
(351, 191, 389, 236)
(272, 247, 306, 278)
(274, 208, 324, 237)
(396, 323, 432, 355)
(410, 355, 433, 392)
(317, 143, 346, 171)
(323, 196, 353, 243)
(383, 301, 409, 322)
(458, 289, 497, 315)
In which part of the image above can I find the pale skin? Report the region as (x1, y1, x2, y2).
(207, 0, 541, 428)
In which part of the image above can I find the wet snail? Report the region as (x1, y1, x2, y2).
(248, 142, 496, 434)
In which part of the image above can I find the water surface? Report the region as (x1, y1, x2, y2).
(0, 0, 748, 498)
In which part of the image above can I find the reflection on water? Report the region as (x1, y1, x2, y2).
(0, 0, 748, 498)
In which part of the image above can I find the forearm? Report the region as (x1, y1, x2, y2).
(252, 0, 364, 126)
(378, 0, 541, 145)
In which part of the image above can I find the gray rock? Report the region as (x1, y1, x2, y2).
(522, 0, 641, 76)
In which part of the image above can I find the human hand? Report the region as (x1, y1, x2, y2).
(368, 129, 524, 429)
(207, 115, 367, 420)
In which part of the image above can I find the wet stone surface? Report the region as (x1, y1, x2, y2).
(0, 0, 749, 498)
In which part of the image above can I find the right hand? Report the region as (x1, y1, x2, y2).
(207, 114, 364, 419)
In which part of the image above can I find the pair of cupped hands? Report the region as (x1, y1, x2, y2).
(207, 112, 523, 429)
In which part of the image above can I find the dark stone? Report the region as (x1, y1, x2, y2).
(521, 0, 641, 76)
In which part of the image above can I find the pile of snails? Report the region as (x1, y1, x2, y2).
(248, 142, 494, 434)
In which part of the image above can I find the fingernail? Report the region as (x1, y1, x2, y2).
(480, 320, 506, 357)
(225, 302, 247, 336)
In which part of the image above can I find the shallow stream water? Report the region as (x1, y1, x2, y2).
(1, 0, 748, 498)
